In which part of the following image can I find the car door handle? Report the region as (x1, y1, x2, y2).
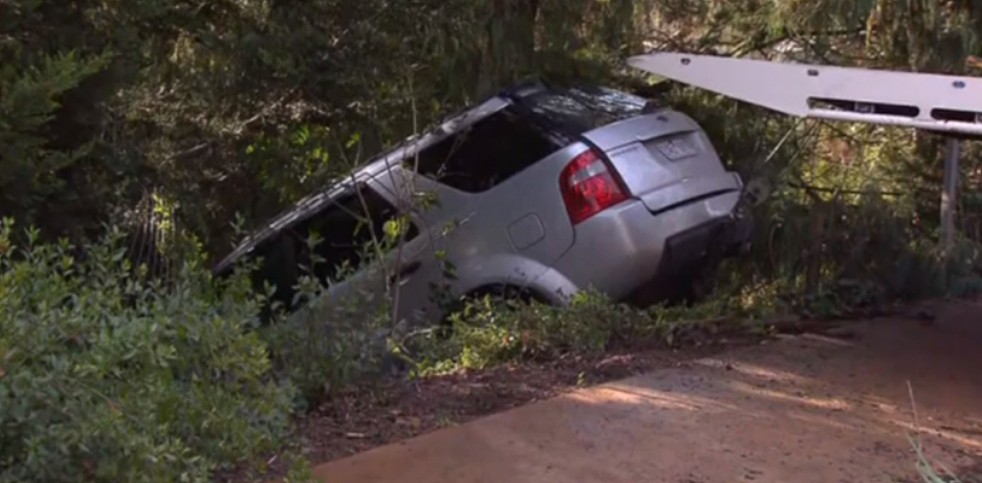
(388, 260, 422, 286)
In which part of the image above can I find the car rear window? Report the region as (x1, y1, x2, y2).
(520, 86, 648, 134)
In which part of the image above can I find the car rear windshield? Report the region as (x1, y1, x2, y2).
(520, 86, 648, 134)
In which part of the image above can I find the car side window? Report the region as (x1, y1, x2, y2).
(408, 106, 562, 192)
(251, 185, 419, 310)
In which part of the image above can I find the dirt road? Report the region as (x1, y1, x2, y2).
(314, 300, 982, 482)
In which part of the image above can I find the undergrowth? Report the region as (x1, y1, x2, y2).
(0, 220, 298, 482)
(402, 286, 777, 377)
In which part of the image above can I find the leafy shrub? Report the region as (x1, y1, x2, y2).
(231, 222, 416, 406)
(260, 270, 394, 407)
(406, 290, 763, 375)
(0, 220, 295, 483)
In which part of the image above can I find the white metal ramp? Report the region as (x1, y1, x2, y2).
(628, 52, 982, 136)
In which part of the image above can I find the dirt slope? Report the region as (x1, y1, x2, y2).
(314, 300, 982, 482)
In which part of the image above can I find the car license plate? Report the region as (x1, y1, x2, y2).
(653, 137, 697, 161)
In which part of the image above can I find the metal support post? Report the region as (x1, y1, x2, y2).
(941, 136, 961, 253)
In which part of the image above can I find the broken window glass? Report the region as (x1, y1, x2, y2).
(520, 86, 647, 134)
(407, 107, 561, 192)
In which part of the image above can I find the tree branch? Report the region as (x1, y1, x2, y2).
(788, 182, 903, 197)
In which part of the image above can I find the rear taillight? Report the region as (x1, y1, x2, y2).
(559, 149, 629, 225)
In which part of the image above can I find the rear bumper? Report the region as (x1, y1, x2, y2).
(543, 190, 750, 304)
(624, 210, 752, 306)
(657, 209, 752, 276)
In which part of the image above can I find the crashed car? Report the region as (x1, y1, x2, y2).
(213, 81, 753, 326)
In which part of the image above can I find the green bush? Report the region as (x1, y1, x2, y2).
(406, 290, 766, 375)
(0, 220, 295, 483)
(261, 272, 394, 407)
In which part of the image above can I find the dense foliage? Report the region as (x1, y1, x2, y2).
(0, 0, 643, 252)
(5, 0, 982, 291)
(5, 0, 982, 480)
(0, 221, 295, 482)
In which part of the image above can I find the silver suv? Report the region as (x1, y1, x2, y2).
(214, 82, 752, 326)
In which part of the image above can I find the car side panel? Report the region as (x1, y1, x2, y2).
(362, 167, 455, 326)
(410, 142, 591, 301)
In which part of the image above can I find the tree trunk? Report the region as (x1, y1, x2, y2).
(477, 0, 538, 97)
(805, 200, 828, 295)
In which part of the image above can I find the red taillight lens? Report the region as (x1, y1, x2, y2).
(559, 149, 629, 225)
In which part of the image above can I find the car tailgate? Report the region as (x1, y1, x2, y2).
(581, 110, 743, 213)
